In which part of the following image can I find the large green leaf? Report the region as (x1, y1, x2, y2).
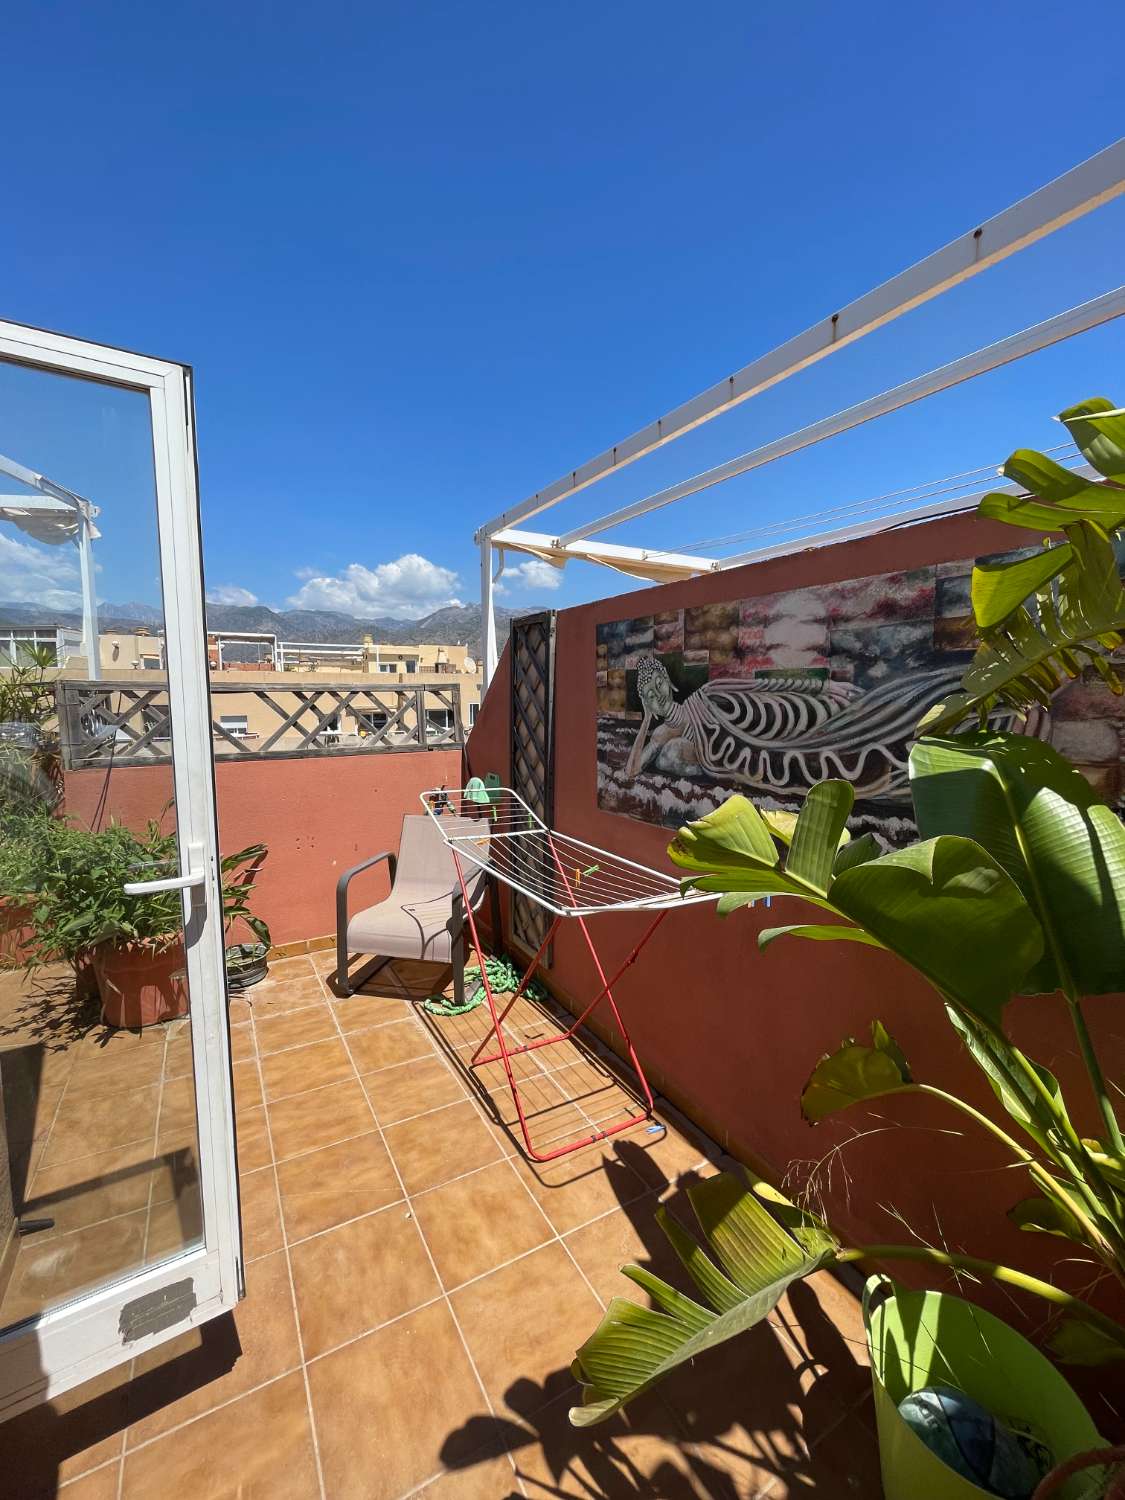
(758, 923, 884, 952)
(922, 526, 1125, 733)
(829, 837, 1043, 1024)
(1058, 397, 1125, 484)
(1008, 1194, 1086, 1242)
(784, 781, 854, 895)
(801, 1021, 912, 1122)
(569, 1171, 836, 1426)
(668, 795, 779, 873)
(971, 545, 1072, 630)
(910, 732, 1125, 997)
(945, 1007, 1072, 1159)
(1048, 1317, 1125, 1366)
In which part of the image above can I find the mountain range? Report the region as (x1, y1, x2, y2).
(0, 599, 542, 654)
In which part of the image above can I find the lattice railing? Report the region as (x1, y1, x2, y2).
(56, 679, 464, 768)
(509, 612, 556, 958)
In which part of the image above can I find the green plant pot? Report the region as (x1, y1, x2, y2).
(864, 1275, 1103, 1500)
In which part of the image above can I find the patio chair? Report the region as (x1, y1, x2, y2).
(335, 813, 491, 1001)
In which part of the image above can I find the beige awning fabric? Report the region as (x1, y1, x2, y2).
(0, 451, 100, 545)
(496, 530, 714, 584)
(0, 500, 91, 545)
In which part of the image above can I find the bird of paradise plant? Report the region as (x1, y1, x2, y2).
(569, 397, 1125, 1426)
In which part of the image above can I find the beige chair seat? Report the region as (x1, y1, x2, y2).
(336, 813, 490, 997)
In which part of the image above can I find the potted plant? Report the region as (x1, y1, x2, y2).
(21, 817, 272, 1027)
(221, 842, 272, 990)
(567, 398, 1125, 1490)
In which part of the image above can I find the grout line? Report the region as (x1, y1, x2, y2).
(319, 958, 530, 1499)
(237, 1005, 328, 1500)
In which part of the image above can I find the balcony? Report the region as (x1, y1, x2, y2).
(1, 950, 879, 1497)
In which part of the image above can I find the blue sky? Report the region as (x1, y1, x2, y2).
(1, 2, 1122, 623)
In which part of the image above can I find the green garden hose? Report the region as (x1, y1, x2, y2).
(422, 952, 548, 1016)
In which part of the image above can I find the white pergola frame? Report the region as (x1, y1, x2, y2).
(0, 452, 102, 680)
(475, 138, 1125, 689)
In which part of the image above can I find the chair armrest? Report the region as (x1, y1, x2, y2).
(337, 849, 396, 934)
(336, 850, 398, 994)
(337, 850, 396, 913)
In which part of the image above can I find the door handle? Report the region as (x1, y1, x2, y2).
(123, 870, 205, 895)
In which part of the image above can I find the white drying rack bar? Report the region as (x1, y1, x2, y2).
(420, 785, 716, 919)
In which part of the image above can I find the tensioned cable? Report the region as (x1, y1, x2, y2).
(626, 443, 1085, 562)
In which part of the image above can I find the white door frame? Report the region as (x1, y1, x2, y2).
(0, 319, 242, 1420)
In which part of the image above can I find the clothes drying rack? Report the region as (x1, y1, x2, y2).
(421, 785, 716, 1162)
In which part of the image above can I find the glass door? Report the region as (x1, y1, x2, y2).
(0, 320, 241, 1418)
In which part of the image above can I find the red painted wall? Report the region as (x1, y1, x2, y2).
(467, 512, 1125, 1363)
(63, 748, 462, 948)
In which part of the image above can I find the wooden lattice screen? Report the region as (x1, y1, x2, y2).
(509, 610, 556, 959)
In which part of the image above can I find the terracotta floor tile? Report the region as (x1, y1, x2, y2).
(68, 1044, 165, 1096)
(412, 1158, 552, 1288)
(233, 1058, 265, 1111)
(276, 1130, 402, 1242)
(564, 1196, 692, 1307)
(465, 1048, 553, 1094)
(260, 1037, 353, 1101)
(56, 1461, 123, 1499)
(127, 1250, 301, 1443)
(238, 1165, 284, 1260)
(503, 1392, 705, 1500)
(235, 1104, 273, 1173)
(155, 1075, 198, 1148)
(609, 1112, 718, 1194)
(122, 1370, 319, 1498)
(384, 1099, 502, 1193)
(41, 1083, 160, 1166)
(162, 1034, 195, 1079)
(346, 1017, 434, 1072)
(263, 955, 317, 982)
(452, 1242, 603, 1419)
(308, 1300, 493, 1500)
(254, 1005, 336, 1056)
(290, 1202, 438, 1358)
(23, 1141, 160, 1236)
(417, 1451, 520, 1498)
(4, 1081, 65, 1147)
(3, 1358, 131, 1490)
(660, 1318, 839, 1488)
(246, 974, 326, 1017)
(332, 993, 412, 1032)
(267, 1076, 374, 1161)
(1, 1210, 149, 1323)
(510, 1140, 649, 1235)
(145, 1191, 205, 1263)
(229, 1022, 257, 1063)
(362, 1052, 466, 1124)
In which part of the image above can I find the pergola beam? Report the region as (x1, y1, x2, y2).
(476, 139, 1125, 544)
(556, 283, 1125, 546)
(492, 528, 720, 576)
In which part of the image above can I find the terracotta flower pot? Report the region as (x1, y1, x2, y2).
(93, 940, 189, 1029)
(0, 898, 34, 968)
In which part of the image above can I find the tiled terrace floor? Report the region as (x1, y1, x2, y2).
(2, 952, 881, 1498)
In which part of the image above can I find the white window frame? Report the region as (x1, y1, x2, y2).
(0, 319, 243, 1419)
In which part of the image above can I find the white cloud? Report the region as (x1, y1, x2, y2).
(0, 531, 83, 612)
(206, 584, 259, 607)
(496, 557, 564, 594)
(287, 553, 462, 619)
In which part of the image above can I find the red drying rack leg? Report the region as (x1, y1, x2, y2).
(452, 850, 666, 1163)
